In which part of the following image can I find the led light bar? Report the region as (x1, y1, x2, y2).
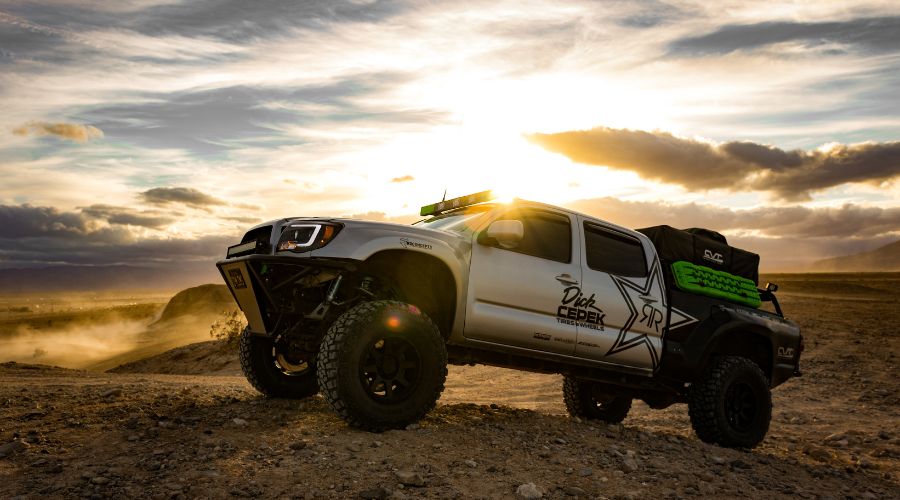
(420, 190, 494, 216)
(227, 240, 258, 258)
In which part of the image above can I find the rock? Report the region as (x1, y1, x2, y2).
(562, 485, 587, 496)
(578, 467, 593, 477)
(806, 447, 832, 462)
(232, 418, 248, 426)
(696, 472, 716, 483)
(101, 388, 122, 398)
(394, 471, 425, 487)
(91, 477, 110, 485)
(289, 441, 307, 450)
(710, 455, 726, 465)
(347, 443, 363, 453)
(463, 459, 477, 468)
(358, 487, 391, 499)
(0, 440, 29, 458)
(730, 459, 752, 470)
(516, 483, 543, 499)
(621, 457, 639, 473)
(404, 423, 420, 431)
(553, 437, 567, 445)
(878, 430, 891, 440)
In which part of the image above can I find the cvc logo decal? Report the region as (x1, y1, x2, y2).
(703, 249, 724, 265)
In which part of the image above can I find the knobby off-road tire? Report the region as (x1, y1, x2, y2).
(563, 376, 632, 423)
(688, 356, 772, 448)
(239, 328, 318, 399)
(317, 300, 448, 432)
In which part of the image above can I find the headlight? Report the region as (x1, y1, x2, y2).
(277, 222, 342, 252)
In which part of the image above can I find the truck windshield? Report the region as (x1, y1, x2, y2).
(414, 205, 493, 233)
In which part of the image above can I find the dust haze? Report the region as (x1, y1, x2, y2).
(0, 319, 148, 369)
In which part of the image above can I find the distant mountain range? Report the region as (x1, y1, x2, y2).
(813, 240, 900, 272)
(2, 240, 897, 293)
(0, 263, 220, 292)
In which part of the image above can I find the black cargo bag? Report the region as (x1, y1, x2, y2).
(637, 225, 760, 285)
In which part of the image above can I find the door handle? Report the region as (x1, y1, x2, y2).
(555, 274, 579, 285)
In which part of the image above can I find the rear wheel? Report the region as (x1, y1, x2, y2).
(688, 356, 771, 448)
(317, 300, 447, 431)
(563, 376, 632, 423)
(239, 328, 318, 399)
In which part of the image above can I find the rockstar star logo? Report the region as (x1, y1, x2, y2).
(607, 260, 698, 370)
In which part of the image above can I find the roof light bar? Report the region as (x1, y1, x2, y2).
(420, 190, 494, 216)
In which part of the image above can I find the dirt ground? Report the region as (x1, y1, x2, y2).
(0, 276, 898, 499)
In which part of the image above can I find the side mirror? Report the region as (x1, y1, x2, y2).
(480, 219, 524, 248)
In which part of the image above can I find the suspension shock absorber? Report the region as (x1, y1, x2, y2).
(326, 275, 343, 303)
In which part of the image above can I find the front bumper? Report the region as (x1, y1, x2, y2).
(216, 254, 358, 334)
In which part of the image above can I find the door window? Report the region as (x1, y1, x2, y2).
(494, 210, 571, 263)
(584, 223, 647, 277)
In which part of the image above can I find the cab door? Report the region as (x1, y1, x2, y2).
(574, 218, 666, 371)
(463, 208, 580, 355)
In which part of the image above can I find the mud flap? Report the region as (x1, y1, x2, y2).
(219, 261, 266, 333)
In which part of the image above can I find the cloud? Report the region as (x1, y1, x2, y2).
(668, 16, 900, 56)
(76, 76, 444, 154)
(80, 204, 175, 229)
(139, 187, 225, 208)
(390, 175, 414, 183)
(0, 202, 233, 268)
(12, 121, 104, 142)
(0, 204, 93, 238)
(564, 197, 900, 240)
(563, 197, 900, 270)
(529, 127, 900, 200)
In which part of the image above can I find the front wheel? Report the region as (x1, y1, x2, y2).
(563, 376, 632, 423)
(688, 356, 772, 448)
(317, 300, 447, 432)
(239, 328, 319, 399)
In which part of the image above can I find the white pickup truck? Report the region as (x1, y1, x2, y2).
(218, 191, 802, 448)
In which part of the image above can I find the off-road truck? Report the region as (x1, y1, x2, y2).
(217, 191, 802, 448)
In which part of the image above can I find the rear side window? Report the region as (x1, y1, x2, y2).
(498, 210, 572, 263)
(584, 223, 647, 277)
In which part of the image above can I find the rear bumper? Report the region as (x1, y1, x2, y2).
(216, 255, 358, 334)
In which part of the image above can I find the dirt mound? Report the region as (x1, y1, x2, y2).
(155, 284, 235, 323)
(109, 340, 240, 376)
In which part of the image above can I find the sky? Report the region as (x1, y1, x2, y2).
(1, 0, 899, 276)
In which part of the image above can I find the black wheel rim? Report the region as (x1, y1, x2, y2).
(272, 336, 313, 376)
(360, 336, 421, 403)
(724, 381, 757, 432)
(590, 385, 616, 410)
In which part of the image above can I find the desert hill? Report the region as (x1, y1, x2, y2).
(84, 284, 237, 372)
(155, 284, 235, 323)
(813, 240, 900, 272)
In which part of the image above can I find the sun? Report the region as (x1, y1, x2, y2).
(346, 72, 675, 215)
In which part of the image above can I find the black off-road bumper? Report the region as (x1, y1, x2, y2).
(216, 254, 358, 334)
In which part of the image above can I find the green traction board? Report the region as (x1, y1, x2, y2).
(671, 261, 761, 308)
